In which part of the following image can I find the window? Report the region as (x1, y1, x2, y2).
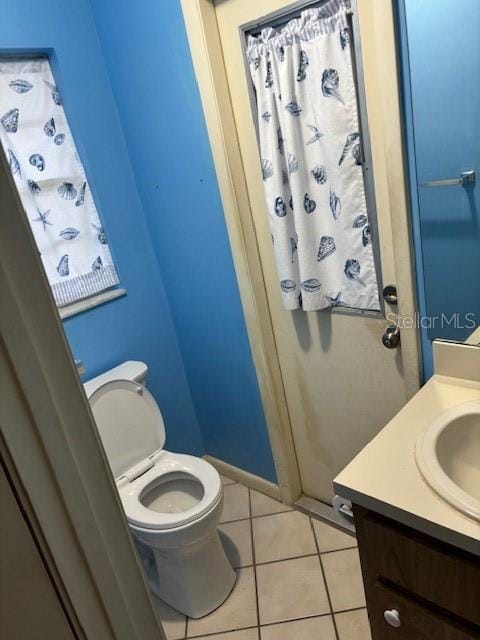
(0, 57, 119, 307)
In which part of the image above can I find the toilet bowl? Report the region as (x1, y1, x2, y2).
(86, 361, 236, 618)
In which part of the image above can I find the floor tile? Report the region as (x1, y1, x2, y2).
(260, 615, 336, 640)
(250, 490, 291, 518)
(256, 555, 330, 625)
(203, 629, 259, 640)
(220, 484, 250, 523)
(312, 519, 357, 553)
(221, 475, 236, 486)
(151, 595, 186, 640)
(335, 609, 372, 640)
(253, 510, 316, 564)
(187, 568, 257, 637)
(219, 519, 253, 568)
(321, 548, 366, 612)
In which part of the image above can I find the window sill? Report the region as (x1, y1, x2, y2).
(59, 288, 127, 320)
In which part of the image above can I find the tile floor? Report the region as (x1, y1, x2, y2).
(153, 476, 372, 640)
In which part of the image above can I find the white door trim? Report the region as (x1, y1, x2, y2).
(180, 0, 420, 502)
(0, 148, 165, 639)
(181, 0, 303, 504)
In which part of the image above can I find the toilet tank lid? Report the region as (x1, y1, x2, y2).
(84, 361, 147, 398)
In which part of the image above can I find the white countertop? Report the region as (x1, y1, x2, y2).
(334, 374, 480, 557)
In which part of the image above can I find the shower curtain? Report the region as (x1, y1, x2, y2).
(247, 0, 380, 311)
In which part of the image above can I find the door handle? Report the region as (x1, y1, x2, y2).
(422, 170, 475, 187)
(382, 324, 400, 349)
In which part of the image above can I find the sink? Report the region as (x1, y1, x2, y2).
(416, 401, 480, 521)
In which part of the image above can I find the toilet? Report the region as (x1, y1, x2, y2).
(84, 361, 236, 618)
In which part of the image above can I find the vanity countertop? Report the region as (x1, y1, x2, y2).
(334, 373, 480, 557)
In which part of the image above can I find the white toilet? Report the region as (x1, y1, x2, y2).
(85, 361, 236, 618)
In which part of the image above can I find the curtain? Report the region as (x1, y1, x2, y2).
(247, 0, 380, 312)
(0, 57, 119, 307)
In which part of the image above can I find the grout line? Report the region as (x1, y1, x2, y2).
(187, 624, 259, 639)
(248, 488, 262, 636)
(318, 545, 358, 556)
(309, 517, 341, 640)
(259, 610, 335, 629)
(255, 552, 319, 567)
(219, 507, 292, 527)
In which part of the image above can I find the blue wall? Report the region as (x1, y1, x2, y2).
(398, 0, 480, 379)
(0, 0, 204, 455)
(90, 0, 277, 481)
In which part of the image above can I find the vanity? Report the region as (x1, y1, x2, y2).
(334, 341, 480, 639)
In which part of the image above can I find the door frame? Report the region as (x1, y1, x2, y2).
(180, 0, 421, 504)
(0, 146, 165, 639)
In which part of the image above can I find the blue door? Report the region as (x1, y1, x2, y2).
(398, 0, 480, 378)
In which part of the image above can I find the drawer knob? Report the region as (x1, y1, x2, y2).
(384, 609, 401, 628)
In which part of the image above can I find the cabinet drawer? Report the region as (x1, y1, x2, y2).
(370, 581, 480, 640)
(354, 507, 480, 627)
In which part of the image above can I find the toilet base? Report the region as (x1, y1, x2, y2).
(135, 529, 236, 619)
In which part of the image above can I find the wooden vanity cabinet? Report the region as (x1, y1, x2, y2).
(353, 506, 480, 639)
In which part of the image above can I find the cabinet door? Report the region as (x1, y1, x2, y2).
(370, 581, 480, 640)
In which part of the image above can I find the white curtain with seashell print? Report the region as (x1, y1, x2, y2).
(0, 57, 119, 306)
(247, 0, 379, 311)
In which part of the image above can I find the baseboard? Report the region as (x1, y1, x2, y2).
(204, 455, 282, 501)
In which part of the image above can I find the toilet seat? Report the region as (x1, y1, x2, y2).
(89, 379, 222, 531)
(118, 451, 222, 530)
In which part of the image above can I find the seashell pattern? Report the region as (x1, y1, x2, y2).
(339, 132, 360, 165)
(262, 111, 271, 123)
(301, 278, 321, 293)
(274, 196, 287, 217)
(340, 27, 351, 50)
(92, 223, 107, 244)
(29, 153, 45, 171)
(297, 51, 309, 82)
(280, 279, 296, 293)
(276, 44, 285, 62)
(277, 127, 284, 155)
(290, 235, 298, 263)
(287, 152, 298, 174)
(58, 182, 77, 200)
(353, 214, 367, 228)
(344, 258, 361, 280)
(44, 118, 56, 137)
(285, 101, 302, 117)
(265, 59, 273, 88)
(289, 195, 294, 210)
(330, 190, 341, 220)
(305, 124, 324, 145)
(92, 256, 103, 271)
(56, 255, 69, 277)
(54, 133, 65, 145)
(317, 236, 336, 261)
(261, 159, 273, 181)
(44, 80, 62, 106)
(8, 149, 20, 176)
(311, 165, 327, 185)
(9, 79, 33, 94)
(326, 291, 343, 307)
(362, 225, 371, 246)
(352, 143, 362, 166)
(304, 193, 316, 214)
(28, 179, 41, 194)
(1, 108, 19, 133)
(75, 182, 86, 207)
(60, 227, 80, 240)
(321, 68, 344, 105)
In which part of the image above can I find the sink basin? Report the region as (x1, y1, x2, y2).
(416, 401, 480, 521)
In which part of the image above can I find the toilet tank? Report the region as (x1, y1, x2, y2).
(83, 361, 148, 398)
